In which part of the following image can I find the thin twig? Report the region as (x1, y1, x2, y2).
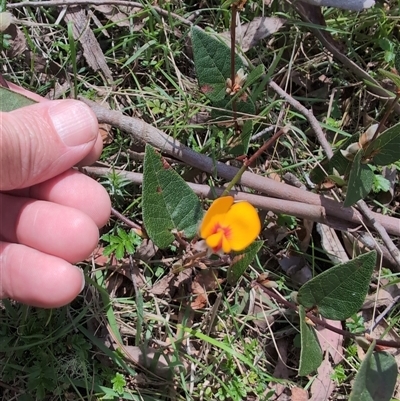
(355, 201, 400, 267)
(111, 207, 141, 230)
(254, 282, 400, 349)
(222, 126, 288, 196)
(230, 4, 238, 129)
(268, 80, 334, 159)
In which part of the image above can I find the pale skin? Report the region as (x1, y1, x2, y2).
(0, 83, 111, 307)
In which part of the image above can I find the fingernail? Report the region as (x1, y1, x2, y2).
(48, 100, 98, 147)
(74, 266, 86, 292)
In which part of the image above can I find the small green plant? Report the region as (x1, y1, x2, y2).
(101, 227, 142, 260)
(100, 171, 133, 200)
(331, 364, 347, 384)
(346, 314, 365, 334)
(372, 173, 390, 193)
(111, 372, 126, 395)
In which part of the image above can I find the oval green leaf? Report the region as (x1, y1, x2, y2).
(227, 240, 263, 285)
(344, 149, 374, 207)
(349, 343, 397, 401)
(0, 86, 37, 112)
(366, 121, 400, 166)
(298, 305, 323, 376)
(191, 26, 244, 103)
(142, 145, 203, 248)
(297, 251, 376, 320)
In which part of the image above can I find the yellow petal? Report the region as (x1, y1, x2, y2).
(222, 201, 261, 251)
(200, 196, 234, 239)
(206, 231, 223, 251)
(221, 235, 232, 253)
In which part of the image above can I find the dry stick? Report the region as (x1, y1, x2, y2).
(111, 207, 141, 230)
(83, 166, 351, 228)
(356, 201, 400, 267)
(222, 127, 288, 196)
(80, 97, 400, 237)
(268, 80, 333, 159)
(267, 80, 400, 269)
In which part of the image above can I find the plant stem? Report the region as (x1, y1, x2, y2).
(230, 4, 238, 130)
(221, 127, 288, 197)
(255, 282, 400, 349)
(0, 0, 7, 55)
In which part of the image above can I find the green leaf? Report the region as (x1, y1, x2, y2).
(227, 240, 263, 285)
(245, 64, 265, 90)
(111, 372, 126, 395)
(349, 343, 397, 401)
(142, 145, 203, 248)
(0, 87, 37, 112)
(395, 48, 400, 74)
(310, 137, 354, 184)
(365, 121, 400, 166)
(344, 149, 374, 207)
(326, 174, 347, 187)
(191, 26, 244, 102)
(378, 68, 400, 88)
(372, 175, 390, 193)
(297, 251, 376, 320)
(298, 305, 323, 376)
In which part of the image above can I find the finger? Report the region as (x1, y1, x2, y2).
(0, 242, 85, 307)
(29, 169, 111, 228)
(77, 131, 104, 166)
(7, 83, 103, 168)
(1, 99, 98, 190)
(0, 193, 99, 263)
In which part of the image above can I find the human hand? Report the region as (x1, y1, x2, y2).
(0, 84, 111, 307)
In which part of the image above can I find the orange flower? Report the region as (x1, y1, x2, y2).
(200, 196, 261, 254)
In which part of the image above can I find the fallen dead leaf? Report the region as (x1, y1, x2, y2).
(269, 338, 291, 400)
(135, 238, 158, 262)
(221, 17, 286, 52)
(291, 386, 309, 401)
(362, 288, 394, 310)
(316, 223, 349, 264)
(190, 269, 221, 310)
(99, 122, 113, 144)
(244, 287, 276, 330)
(310, 353, 336, 401)
(4, 23, 26, 58)
(64, 6, 112, 81)
(94, 4, 143, 29)
(298, 219, 314, 252)
(315, 319, 343, 364)
(279, 254, 313, 287)
(124, 345, 175, 379)
(307, 319, 342, 400)
(150, 268, 192, 298)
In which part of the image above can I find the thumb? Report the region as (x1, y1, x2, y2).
(0, 99, 99, 190)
